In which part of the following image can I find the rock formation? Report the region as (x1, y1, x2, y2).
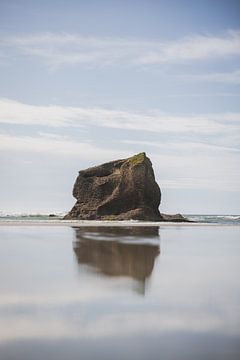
(64, 152, 190, 222)
(64, 152, 161, 221)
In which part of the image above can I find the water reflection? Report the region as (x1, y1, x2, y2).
(73, 226, 160, 294)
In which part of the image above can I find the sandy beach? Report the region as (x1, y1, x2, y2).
(0, 224, 239, 360)
(0, 219, 240, 227)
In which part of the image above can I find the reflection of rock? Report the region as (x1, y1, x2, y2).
(73, 227, 160, 287)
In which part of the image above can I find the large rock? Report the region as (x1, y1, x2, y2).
(64, 152, 162, 221)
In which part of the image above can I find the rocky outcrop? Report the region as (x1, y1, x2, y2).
(161, 213, 189, 222)
(64, 152, 161, 221)
(64, 152, 190, 222)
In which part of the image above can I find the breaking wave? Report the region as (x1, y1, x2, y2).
(186, 215, 240, 224)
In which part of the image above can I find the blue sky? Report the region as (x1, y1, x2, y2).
(0, 0, 240, 214)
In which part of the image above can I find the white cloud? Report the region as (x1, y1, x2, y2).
(0, 29, 240, 68)
(0, 131, 239, 191)
(152, 153, 240, 191)
(122, 140, 240, 154)
(0, 98, 239, 192)
(164, 93, 240, 98)
(0, 98, 240, 137)
(182, 69, 240, 84)
(0, 132, 128, 162)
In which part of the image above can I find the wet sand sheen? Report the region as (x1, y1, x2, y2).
(0, 225, 239, 359)
(0, 219, 239, 226)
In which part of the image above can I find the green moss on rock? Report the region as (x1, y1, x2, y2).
(102, 215, 117, 221)
(127, 152, 146, 166)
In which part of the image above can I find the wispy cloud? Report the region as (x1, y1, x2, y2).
(0, 98, 240, 138)
(1, 98, 239, 192)
(164, 93, 240, 98)
(0, 132, 128, 162)
(0, 30, 240, 68)
(122, 140, 240, 154)
(0, 131, 239, 191)
(181, 69, 240, 84)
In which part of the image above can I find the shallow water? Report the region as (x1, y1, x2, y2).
(0, 225, 239, 360)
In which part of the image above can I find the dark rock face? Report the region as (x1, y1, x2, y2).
(161, 213, 189, 222)
(64, 152, 161, 221)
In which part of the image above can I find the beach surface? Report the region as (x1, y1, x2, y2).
(0, 224, 239, 360)
(0, 219, 239, 226)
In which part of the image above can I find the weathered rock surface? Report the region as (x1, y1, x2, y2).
(64, 152, 162, 221)
(64, 152, 190, 222)
(161, 213, 189, 222)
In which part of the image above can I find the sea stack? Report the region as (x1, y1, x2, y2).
(64, 152, 162, 221)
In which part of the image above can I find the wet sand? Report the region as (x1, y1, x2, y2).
(0, 219, 239, 226)
(0, 225, 239, 359)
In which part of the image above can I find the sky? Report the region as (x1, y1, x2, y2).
(0, 0, 240, 214)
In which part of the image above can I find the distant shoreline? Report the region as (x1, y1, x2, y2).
(0, 220, 239, 227)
